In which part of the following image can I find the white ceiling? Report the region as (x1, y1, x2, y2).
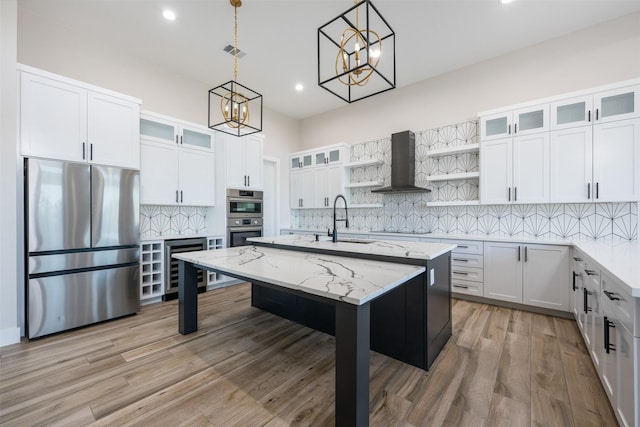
(18, 0, 640, 120)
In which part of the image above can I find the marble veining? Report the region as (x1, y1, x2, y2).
(173, 245, 425, 305)
(249, 235, 456, 261)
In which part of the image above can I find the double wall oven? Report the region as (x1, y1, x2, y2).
(226, 189, 263, 247)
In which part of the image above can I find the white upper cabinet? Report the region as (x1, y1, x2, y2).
(225, 133, 264, 190)
(550, 85, 639, 130)
(20, 67, 141, 169)
(550, 126, 593, 202)
(140, 115, 213, 151)
(480, 104, 548, 141)
(139, 112, 216, 206)
(592, 118, 640, 202)
(289, 144, 349, 209)
(88, 92, 140, 169)
(594, 85, 640, 124)
(480, 133, 549, 204)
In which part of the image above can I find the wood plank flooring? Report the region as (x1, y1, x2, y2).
(0, 283, 618, 426)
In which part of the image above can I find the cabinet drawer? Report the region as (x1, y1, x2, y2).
(601, 270, 636, 335)
(451, 253, 483, 268)
(451, 266, 484, 283)
(452, 278, 484, 296)
(446, 239, 483, 255)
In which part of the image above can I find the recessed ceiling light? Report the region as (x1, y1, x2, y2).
(295, 83, 304, 92)
(500, 0, 513, 4)
(162, 9, 176, 21)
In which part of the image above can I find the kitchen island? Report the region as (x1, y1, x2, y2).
(175, 239, 454, 427)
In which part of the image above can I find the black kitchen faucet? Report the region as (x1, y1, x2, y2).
(332, 194, 349, 243)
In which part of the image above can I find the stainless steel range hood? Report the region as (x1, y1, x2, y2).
(371, 130, 431, 194)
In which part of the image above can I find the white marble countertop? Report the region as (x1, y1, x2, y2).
(173, 245, 425, 305)
(279, 228, 573, 245)
(281, 228, 640, 298)
(573, 240, 640, 297)
(248, 234, 456, 262)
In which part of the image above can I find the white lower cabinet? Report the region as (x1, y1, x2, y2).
(448, 239, 484, 297)
(483, 242, 569, 310)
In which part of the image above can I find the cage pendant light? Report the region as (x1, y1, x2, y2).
(317, 0, 395, 103)
(209, 0, 262, 137)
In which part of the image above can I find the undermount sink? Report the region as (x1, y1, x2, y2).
(336, 238, 374, 244)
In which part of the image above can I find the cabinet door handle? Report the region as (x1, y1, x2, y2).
(596, 108, 599, 121)
(248, 176, 250, 187)
(588, 110, 591, 122)
(176, 190, 179, 203)
(524, 246, 528, 262)
(175, 135, 179, 145)
(508, 124, 511, 135)
(180, 190, 183, 203)
(572, 272, 578, 291)
(587, 182, 591, 199)
(180, 136, 183, 145)
(514, 187, 517, 202)
(583, 287, 590, 313)
(90, 144, 93, 161)
(518, 245, 521, 261)
(508, 187, 511, 202)
(604, 316, 616, 354)
(514, 123, 518, 134)
(603, 290, 621, 301)
(82, 142, 86, 160)
(453, 284, 469, 290)
(596, 182, 599, 199)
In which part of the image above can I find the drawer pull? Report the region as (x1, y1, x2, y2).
(603, 290, 620, 301)
(457, 245, 469, 249)
(453, 271, 469, 276)
(573, 257, 583, 262)
(585, 269, 598, 276)
(453, 285, 469, 289)
(604, 316, 616, 354)
(453, 258, 469, 262)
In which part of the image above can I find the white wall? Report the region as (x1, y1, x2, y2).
(300, 12, 640, 149)
(0, 0, 21, 346)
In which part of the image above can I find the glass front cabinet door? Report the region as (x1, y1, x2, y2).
(550, 95, 593, 130)
(594, 85, 640, 123)
(480, 104, 547, 141)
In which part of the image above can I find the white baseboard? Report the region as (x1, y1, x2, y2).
(0, 326, 21, 347)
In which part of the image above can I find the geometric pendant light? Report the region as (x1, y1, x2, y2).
(317, 0, 396, 103)
(209, 0, 263, 137)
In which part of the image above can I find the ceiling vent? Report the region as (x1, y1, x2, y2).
(223, 44, 246, 59)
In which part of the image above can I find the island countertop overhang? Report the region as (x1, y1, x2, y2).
(173, 245, 426, 305)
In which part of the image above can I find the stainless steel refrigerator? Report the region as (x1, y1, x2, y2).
(25, 158, 140, 339)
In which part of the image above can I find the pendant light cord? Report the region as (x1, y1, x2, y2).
(234, 3, 238, 82)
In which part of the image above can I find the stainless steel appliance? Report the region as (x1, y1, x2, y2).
(164, 237, 207, 299)
(25, 158, 140, 339)
(226, 188, 263, 218)
(226, 189, 263, 247)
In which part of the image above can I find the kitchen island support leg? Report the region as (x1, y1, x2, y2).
(178, 260, 198, 335)
(335, 301, 370, 427)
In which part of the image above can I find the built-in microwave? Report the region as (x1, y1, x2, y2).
(226, 189, 263, 218)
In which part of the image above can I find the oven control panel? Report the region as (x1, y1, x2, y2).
(227, 218, 263, 227)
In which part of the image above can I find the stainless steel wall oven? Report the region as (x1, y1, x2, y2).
(226, 189, 263, 247)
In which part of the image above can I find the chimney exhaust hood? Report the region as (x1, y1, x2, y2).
(371, 130, 431, 194)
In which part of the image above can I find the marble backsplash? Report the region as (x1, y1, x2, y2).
(140, 205, 207, 237)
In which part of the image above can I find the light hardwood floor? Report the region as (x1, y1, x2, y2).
(0, 283, 617, 426)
